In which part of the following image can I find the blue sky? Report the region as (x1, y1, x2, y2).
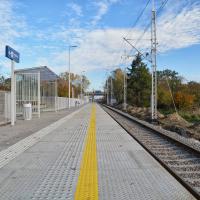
(0, 0, 200, 90)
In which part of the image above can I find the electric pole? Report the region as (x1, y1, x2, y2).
(81, 71, 85, 105)
(151, 0, 158, 120)
(121, 51, 128, 111)
(110, 77, 113, 106)
(68, 45, 77, 108)
(106, 79, 109, 104)
(123, 68, 127, 110)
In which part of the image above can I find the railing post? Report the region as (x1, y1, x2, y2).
(55, 80, 58, 112)
(38, 72, 40, 118)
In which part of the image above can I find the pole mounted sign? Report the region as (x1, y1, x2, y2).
(5, 45, 20, 63)
(5, 45, 20, 126)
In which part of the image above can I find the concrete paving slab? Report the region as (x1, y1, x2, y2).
(0, 104, 91, 200)
(0, 103, 196, 200)
(0, 106, 82, 151)
(96, 104, 195, 200)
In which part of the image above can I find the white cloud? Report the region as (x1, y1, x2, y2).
(157, 3, 200, 52)
(35, 57, 49, 67)
(68, 3, 83, 17)
(40, 28, 141, 74)
(0, 0, 28, 55)
(0, 0, 30, 76)
(44, 1, 200, 75)
(66, 2, 83, 17)
(92, 2, 109, 26)
(1, 0, 200, 80)
(91, 0, 121, 26)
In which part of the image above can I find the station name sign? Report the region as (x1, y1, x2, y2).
(5, 45, 20, 63)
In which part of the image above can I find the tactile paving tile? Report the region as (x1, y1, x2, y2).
(74, 104, 98, 200)
(0, 105, 91, 200)
(0, 106, 86, 169)
(0, 104, 197, 200)
(96, 104, 196, 200)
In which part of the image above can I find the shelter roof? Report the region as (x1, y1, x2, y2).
(15, 66, 59, 81)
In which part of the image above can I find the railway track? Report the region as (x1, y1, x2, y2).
(102, 105, 200, 200)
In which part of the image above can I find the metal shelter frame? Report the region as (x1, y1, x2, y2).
(15, 66, 59, 118)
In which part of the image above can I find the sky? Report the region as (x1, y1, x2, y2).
(0, 0, 200, 90)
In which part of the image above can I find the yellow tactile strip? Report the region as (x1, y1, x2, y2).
(74, 104, 99, 200)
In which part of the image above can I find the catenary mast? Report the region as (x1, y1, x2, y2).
(151, 0, 158, 120)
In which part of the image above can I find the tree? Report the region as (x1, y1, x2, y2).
(157, 69, 181, 109)
(112, 68, 124, 103)
(104, 62, 200, 112)
(127, 54, 151, 107)
(0, 75, 10, 91)
(157, 81, 172, 109)
(58, 72, 90, 97)
(157, 69, 182, 94)
(156, 69, 197, 111)
(187, 81, 200, 107)
(81, 75, 90, 93)
(57, 79, 69, 97)
(174, 91, 195, 110)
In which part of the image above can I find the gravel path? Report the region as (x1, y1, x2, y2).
(0, 106, 82, 152)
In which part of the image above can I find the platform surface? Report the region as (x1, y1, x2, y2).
(0, 103, 196, 199)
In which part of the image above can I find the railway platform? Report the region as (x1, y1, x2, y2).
(0, 103, 196, 199)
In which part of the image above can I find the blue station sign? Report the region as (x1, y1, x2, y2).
(5, 45, 20, 63)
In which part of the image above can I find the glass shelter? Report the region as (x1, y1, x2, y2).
(15, 66, 59, 117)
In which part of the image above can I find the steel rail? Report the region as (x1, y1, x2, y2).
(102, 105, 200, 154)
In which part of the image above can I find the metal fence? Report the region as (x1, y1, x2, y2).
(0, 90, 87, 125)
(41, 96, 56, 112)
(0, 91, 11, 124)
(55, 97, 81, 110)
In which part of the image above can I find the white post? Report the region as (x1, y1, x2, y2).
(11, 60, 15, 126)
(55, 80, 58, 112)
(81, 70, 85, 105)
(81, 75, 83, 105)
(72, 86, 74, 107)
(14, 72, 16, 121)
(106, 79, 109, 105)
(72, 86, 74, 98)
(68, 47, 71, 109)
(68, 45, 77, 108)
(38, 72, 40, 118)
(123, 69, 127, 110)
(110, 77, 113, 106)
(151, 0, 158, 120)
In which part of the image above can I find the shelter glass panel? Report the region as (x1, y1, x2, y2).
(16, 73, 39, 115)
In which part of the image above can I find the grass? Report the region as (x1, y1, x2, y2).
(159, 108, 200, 123)
(158, 108, 175, 115)
(180, 113, 200, 123)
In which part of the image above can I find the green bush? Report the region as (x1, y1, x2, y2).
(181, 113, 200, 123)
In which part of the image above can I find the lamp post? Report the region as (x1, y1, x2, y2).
(81, 70, 85, 105)
(105, 69, 111, 105)
(110, 76, 113, 106)
(123, 67, 127, 111)
(106, 79, 109, 105)
(121, 51, 131, 111)
(68, 45, 77, 108)
(105, 68, 116, 106)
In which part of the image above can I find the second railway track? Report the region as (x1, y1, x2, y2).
(102, 104, 200, 200)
